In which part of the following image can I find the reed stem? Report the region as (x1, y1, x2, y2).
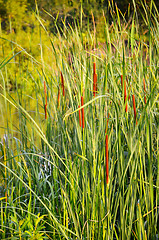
(81, 96, 84, 129)
(105, 134, 109, 185)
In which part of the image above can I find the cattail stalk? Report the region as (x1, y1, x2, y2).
(95, 73, 97, 93)
(143, 78, 146, 104)
(44, 104, 47, 119)
(44, 80, 47, 119)
(105, 134, 109, 185)
(60, 71, 65, 97)
(132, 94, 137, 125)
(81, 96, 84, 129)
(78, 105, 81, 127)
(93, 62, 96, 75)
(121, 74, 123, 87)
(124, 80, 128, 112)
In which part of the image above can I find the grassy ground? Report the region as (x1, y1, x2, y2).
(0, 1, 159, 239)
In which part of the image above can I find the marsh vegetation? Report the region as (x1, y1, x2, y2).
(0, 0, 158, 239)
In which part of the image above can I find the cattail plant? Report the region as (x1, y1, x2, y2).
(121, 74, 123, 87)
(105, 134, 109, 185)
(93, 62, 97, 97)
(60, 71, 65, 97)
(124, 80, 128, 112)
(132, 94, 137, 125)
(44, 80, 47, 119)
(143, 78, 147, 104)
(81, 96, 84, 129)
(78, 105, 81, 127)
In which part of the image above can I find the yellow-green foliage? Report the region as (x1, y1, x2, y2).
(0, 0, 155, 93)
(0, 1, 54, 92)
(5, 0, 28, 29)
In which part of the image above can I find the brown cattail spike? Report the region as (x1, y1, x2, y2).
(95, 73, 97, 93)
(121, 75, 123, 87)
(144, 95, 147, 104)
(60, 72, 65, 97)
(105, 134, 109, 185)
(93, 62, 96, 74)
(78, 105, 81, 127)
(81, 96, 84, 129)
(93, 73, 97, 97)
(132, 94, 137, 125)
(44, 104, 47, 119)
(124, 80, 128, 112)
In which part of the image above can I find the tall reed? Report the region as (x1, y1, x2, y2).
(105, 134, 109, 185)
(143, 78, 147, 104)
(78, 105, 81, 127)
(81, 96, 84, 129)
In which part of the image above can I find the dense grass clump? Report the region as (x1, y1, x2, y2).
(0, 1, 158, 239)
